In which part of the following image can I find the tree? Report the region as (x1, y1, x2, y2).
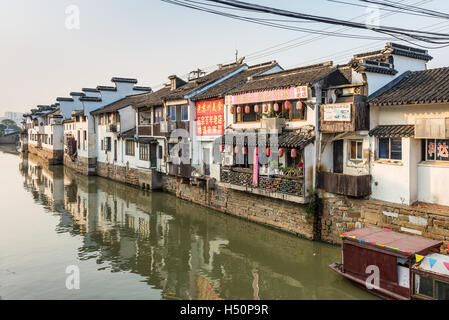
(1, 119, 20, 132)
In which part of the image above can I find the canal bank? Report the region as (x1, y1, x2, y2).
(0, 147, 377, 300)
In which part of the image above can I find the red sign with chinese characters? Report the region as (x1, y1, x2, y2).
(196, 99, 224, 136)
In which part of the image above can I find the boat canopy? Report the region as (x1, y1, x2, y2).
(414, 253, 449, 277)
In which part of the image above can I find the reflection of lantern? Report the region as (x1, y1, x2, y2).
(237, 106, 242, 114)
(279, 148, 284, 157)
(220, 145, 225, 153)
(243, 147, 248, 155)
(254, 105, 260, 113)
(266, 148, 271, 157)
(234, 146, 239, 154)
(285, 101, 290, 110)
(296, 101, 303, 111)
(274, 103, 279, 112)
(230, 106, 235, 114)
(291, 149, 297, 158)
(263, 104, 268, 113)
(255, 147, 259, 155)
(245, 105, 250, 114)
(227, 145, 233, 153)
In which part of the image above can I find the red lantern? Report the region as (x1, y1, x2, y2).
(230, 106, 235, 114)
(285, 101, 290, 111)
(266, 147, 271, 157)
(234, 146, 239, 154)
(298, 161, 304, 169)
(243, 147, 248, 155)
(220, 145, 225, 153)
(227, 145, 233, 153)
(296, 101, 303, 111)
(245, 105, 250, 114)
(237, 106, 242, 114)
(263, 104, 268, 113)
(279, 148, 284, 157)
(274, 103, 279, 112)
(291, 149, 297, 158)
(254, 105, 260, 113)
(255, 147, 259, 155)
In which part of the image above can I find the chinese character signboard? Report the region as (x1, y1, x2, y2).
(228, 86, 308, 105)
(427, 139, 449, 161)
(323, 103, 352, 122)
(196, 99, 224, 136)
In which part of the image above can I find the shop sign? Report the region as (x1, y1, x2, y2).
(323, 103, 352, 122)
(227, 86, 308, 105)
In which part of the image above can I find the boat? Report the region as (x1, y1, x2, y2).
(329, 227, 449, 300)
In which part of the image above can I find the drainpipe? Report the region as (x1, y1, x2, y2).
(313, 83, 323, 193)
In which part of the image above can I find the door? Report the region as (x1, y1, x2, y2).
(333, 140, 343, 174)
(203, 148, 210, 176)
(150, 144, 157, 168)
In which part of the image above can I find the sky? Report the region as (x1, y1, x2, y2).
(1, 0, 449, 116)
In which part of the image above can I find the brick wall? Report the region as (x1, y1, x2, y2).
(162, 175, 315, 240)
(321, 192, 449, 254)
(63, 154, 90, 176)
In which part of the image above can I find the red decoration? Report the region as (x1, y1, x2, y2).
(230, 106, 235, 114)
(254, 105, 260, 113)
(285, 101, 290, 110)
(234, 146, 239, 154)
(266, 147, 271, 157)
(245, 105, 251, 114)
(298, 161, 304, 169)
(196, 99, 225, 137)
(237, 106, 242, 114)
(255, 147, 259, 155)
(227, 145, 233, 153)
(243, 147, 248, 155)
(296, 101, 304, 111)
(279, 148, 284, 157)
(220, 145, 225, 153)
(263, 104, 268, 113)
(291, 149, 297, 158)
(274, 103, 279, 112)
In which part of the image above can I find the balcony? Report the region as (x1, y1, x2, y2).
(318, 171, 371, 197)
(107, 124, 117, 133)
(168, 163, 193, 179)
(220, 167, 306, 203)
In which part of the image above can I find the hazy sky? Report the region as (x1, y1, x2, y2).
(1, 0, 449, 115)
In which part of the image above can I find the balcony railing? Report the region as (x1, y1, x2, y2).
(220, 167, 305, 198)
(318, 171, 371, 197)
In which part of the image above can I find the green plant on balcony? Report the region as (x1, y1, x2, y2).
(262, 110, 285, 119)
(281, 167, 303, 177)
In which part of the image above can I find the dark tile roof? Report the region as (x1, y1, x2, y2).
(228, 62, 341, 95)
(70, 92, 85, 97)
(111, 77, 138, 84)
(278, 126, 316, 149)
(164, 63, 245, 102)
(119, 128, 136, 139)
(79, 96, 102, 102)
(97, 86, 117, 92)
(56, 97, 74, 102)
(369, 125, 415, 138)
(134, 86, 172, 109)
(82, 88, 100, 93)
(369, 67, 449, 106)
(354, 42, 432, 62)
(193, 61, 279, 101)
(137, 137, 158, 144)
(133, 86, 152, 92)
(91, 95, 143, 115)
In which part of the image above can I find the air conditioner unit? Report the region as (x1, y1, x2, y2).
(223, 155, 233, 166)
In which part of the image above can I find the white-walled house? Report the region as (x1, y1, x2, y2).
(318, 42, 432, 199)
(368, 67, 449, 207)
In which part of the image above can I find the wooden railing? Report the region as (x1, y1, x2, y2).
(220, 167, 305, 197)
(318, 171, 371, 197)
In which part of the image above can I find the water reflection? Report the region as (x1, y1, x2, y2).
(16, 152, 375, 300)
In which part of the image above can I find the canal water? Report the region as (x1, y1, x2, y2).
(0, 146, 376, 300)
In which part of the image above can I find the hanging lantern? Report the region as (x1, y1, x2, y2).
(237, 106, 242, 114)
(263, 104, 268, 113)
(245, 105, 251, 114)
(296, 101, 304, 111)
(266, 147, 271, 157)
(298, 161, 304, 169)
(234, 146, 239, 154)
(291, 149, 297, 158)
(255, 147, 259, 155)
(279, 148, 284, 157)
(230, 106, 235, 114)
(220, 145, 225, 153)
(274, 103, 280, 112)
(285, 101, 290, 111)
(227, 145, 233, 153)
(254, 104, 260, 113)
(243, 146, 248, 155)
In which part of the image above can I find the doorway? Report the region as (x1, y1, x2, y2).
(333, 140, 343, 174)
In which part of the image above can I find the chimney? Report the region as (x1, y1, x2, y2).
(168, 75, 185, 91)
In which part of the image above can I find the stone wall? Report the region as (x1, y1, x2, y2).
(96, 161, 161, 189)
(63, 154, 90, 176)
(28, 144, 63, 165)
(162, 175, 316, 240)
(321, 192, 449, 254)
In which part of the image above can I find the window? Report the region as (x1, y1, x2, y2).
(350, 141, 363, 160)
(423, 139, 449, 162)
(167, 105, 176, 121)
(158, 146, 163, 159)
(50, 134, 53, 145)
(77, 131, 81, 149)
(290, 101, 306, 120)
(83, 131, 87, 151)
(378, 138, 402, 160)
(125, 140, 135, 156)
(104, 137, 111, 151)
(182, 105, 189, 121)
(139, 144, 149, 161)
(139, 111, 151, 125)
(414, 274, 449, 300)
(154, 107, 162, 123)
(101, 140, 104, 151)
(236, 105, 262, 123)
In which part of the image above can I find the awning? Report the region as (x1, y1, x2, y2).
(369, 125, 414, 138)
(137, 137, 158, 144)
(277, 130, 315, 149)
(118, 128, 136, 139)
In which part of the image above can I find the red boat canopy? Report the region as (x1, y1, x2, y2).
(341, 227, 442, 256)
